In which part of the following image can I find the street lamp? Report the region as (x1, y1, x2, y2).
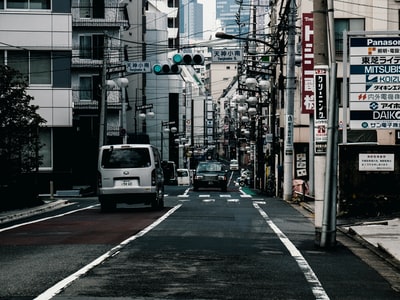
(216, 30, 281, 196)
(115, 77, 129, 144)
(161, 121, 177, 160)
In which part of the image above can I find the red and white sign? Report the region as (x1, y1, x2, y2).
(301, 13, 314, 114)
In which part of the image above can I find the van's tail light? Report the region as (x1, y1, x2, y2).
(97, 171, 102, 187)
(151, 169, 156, 186)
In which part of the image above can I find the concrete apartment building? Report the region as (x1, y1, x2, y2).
(0, 1, 74, 192)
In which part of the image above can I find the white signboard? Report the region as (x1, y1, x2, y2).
(212, 49, 243, 62)
(349, 37, 400, 129)
(125, 61, 151, 73)
(359, 153, 394, 171)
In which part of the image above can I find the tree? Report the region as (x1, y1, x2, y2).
(0, 65, 46, 208)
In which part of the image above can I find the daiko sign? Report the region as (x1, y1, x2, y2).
(349, 37, 400, 129)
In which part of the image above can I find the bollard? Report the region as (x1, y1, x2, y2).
(50, 181, 54, 199)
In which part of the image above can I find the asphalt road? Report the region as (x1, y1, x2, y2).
(0, 184, 399, 299)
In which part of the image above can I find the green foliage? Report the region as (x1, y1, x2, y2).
(0, 65, 46, 184)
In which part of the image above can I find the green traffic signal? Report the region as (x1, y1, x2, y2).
(152, 63, 181, 75)
(153, 64, 162, 73)
(172, 53, 183, 64)
(172, 53, 205, 65)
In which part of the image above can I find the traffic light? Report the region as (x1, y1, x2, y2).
(172, 53, 205, 65)
(153, 62, 181, 75)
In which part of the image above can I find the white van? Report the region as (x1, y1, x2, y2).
(177, 168, 191, 185)
(97, 144, 164, 212)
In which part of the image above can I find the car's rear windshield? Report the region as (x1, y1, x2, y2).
(101, 148, 151, 168)
(178, 170, 189, 176)
(197, 162, 223, 172)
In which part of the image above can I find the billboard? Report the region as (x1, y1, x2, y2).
(349, 37, 400, 129)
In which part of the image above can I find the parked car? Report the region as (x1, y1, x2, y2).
(229, 159, 239, 171)
(193, 161, 228, 191)
(97, 144, 164, 212)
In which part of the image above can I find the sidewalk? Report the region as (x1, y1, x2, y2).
(299, 200, 400, 269)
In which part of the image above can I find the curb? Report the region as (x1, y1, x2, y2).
(0, 199, 70, 224)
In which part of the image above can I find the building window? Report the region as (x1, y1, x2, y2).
(168, 17, 174, 28)
(168, 0, 178, 8)
(7, 50, 29, 81)
(38, 127, 52, 170)
(79, 0, 104, 18)
(398, 10, 400, 30)
(79, 75, 101, 101)
(30, 51, 51, 84)
(6, 50, 51, 85)
(7, 0, 50, 9)
(79, 34, 104, 60)
(30, 0, 50, 9)
(335, 18, 364, 56)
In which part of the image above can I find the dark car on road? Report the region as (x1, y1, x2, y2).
(193, 161, 228, 191)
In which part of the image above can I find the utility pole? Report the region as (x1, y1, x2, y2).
(99, 36, 109, 147)
(283, 0, 296, 202)
(313, 0, 337, 248)
(321, 0, 338, 248)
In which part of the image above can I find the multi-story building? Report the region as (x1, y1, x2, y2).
(0, 1, 73, 193)
(216, 0, 250, 37)
(71, 0, 129, 189)
(180, 0, 204, 40)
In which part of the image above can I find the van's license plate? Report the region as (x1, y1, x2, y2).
(116, 179, 136, 187)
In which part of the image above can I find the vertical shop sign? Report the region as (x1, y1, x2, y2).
(301, 13, 314, 113)
(314, 66, 329, 154)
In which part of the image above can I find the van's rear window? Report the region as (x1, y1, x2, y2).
(101, 148, 151, 168)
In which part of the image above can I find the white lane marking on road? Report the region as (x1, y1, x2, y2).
(178, 188, 191, 198)
(253, 201, 266, 205)
(199, 194, 210, 198)
(0, 205, 99, 233)
(34, 204, 182, 300)
(239, 188, 253, 198)
(253, 202, 330, 300)
(219, 194, 231, 198)
(202, 199, 215, 203)
(227, 199, 240, 203)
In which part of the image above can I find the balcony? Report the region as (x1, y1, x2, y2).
(72, 17, 128, 28)
(71, 6, 128, 29)
(72, 90, 122, 111)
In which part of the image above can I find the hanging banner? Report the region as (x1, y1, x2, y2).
(301, 13, 314, 114)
